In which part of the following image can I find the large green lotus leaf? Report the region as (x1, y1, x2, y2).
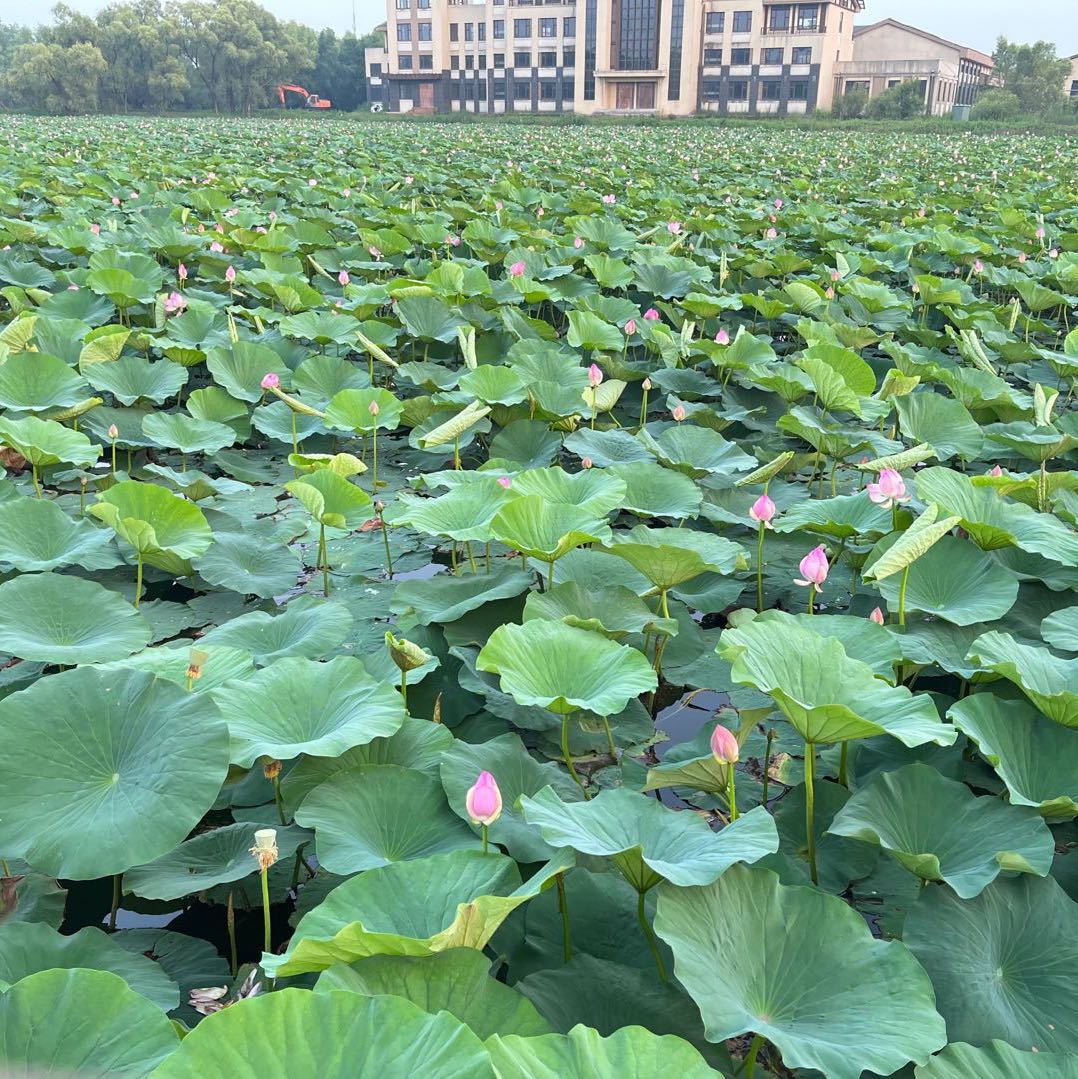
(284, 732, 453, 828)
(915, 1040, 1078, 1078)
(388, 485, 512, 542)
(205, 340, 292, 403)
(0, 968, 180, 1077)
(124, 822, 310, 901)
(211, 655, 405, 767)
(828, 762, 1053, 897)
(639, 424, 756, 479)
(391, 567, 533, 625)
(439, 732, 584, 862)
(0, 573, 150, 664)
(767, 610, 902, 681)
(490, 496, 611, 563)
(0, 414, 100, 468)
(295, 764, 480, 874)
(84, 355, 186, 405)
(772, 491, 891, 540)
(904, 875, 1078, 1052)
(654, 864, 947, 1079)
(199, 598, 353, 665)
(251, 400, 324, 443)
(521, 787, 778, 890)
(564, 428, 653, 467)
(967, 631, 1078, 728)
(486, 1024, 718, 1079)
(0, 352, 89, 411)
(870, 534, 1019, 626)
(94, 643, 255, 693)
(284, 468, 374, 529)
(0, 497, 117, 571)
(315, 950, 552, 1039)
(510, 467, 627, 516)
(264, 849, 570, 978)
(476, 620, 657, 716)
(195, 532, 302, 598)
(324, 387, 404, 432)
(915, 467, 1078, 566)
(142, 412, 236, 455)
(894, 392, 985, 460)
(949, 693, 1078, 819)
(523, 582, 676, 640)
(457, 365, 528, 406)
(0, 922, 178, 1011)
(718, 617, 954, 746)
(605, 461, 703, 519)
(0, 666, 229, 878)
(603, 524, 746, 592)
(151, 989, 493, 1078)
(1042, 607, 1078, 652)
(89, 480, 213, 573)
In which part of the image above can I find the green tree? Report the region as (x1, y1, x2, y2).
(993, 38, 1070, 114)
(4, 40, 108, 113)
(970, 88, 1023, 121)
(865, 79, 927, 119)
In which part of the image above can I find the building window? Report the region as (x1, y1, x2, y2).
(792, 45, 811, 64)
(618, 0, 661, 70)
(514, 80, 531, 99)
(732, 10, 752, 32)
(760, 80, 781, 100)
(703, 47, 722, 64)
(398, 54, 413, 69)
(514, 18, 532, 37)
(479, 54, 487, 68)
(796, 4, 818, 31)
(451, 55, 459, 69)
(493, 19, 504, 37)
(563, 16, 576, 36)
(844, 80, 869, 94)
(419, 53, 433, 68)
(789, 79, 808, 99)
(539, 16, 556, 37)
(563, 47, 575, 66)
(768, 4, 790, 30)
(494, 80, 506, 97)
(416, 0, 430, 7)
(396, 23, 411, 41)
(704, 11, 724, 33)
(514, 50, 531, 66)
(728, 79, 748, 100)
(701, 77, 721, 99)
(1071, 80, 1078, 98)
(465, 55, 474, 68)
(395, 0, 408, 8)
(887, 78, 901, 89)
(464, 22, 473, 39)
(479, 24, 486, 40)
(761, 47, 783, 64)
(494, 51, 505, 66)
(540, 50, 557, 66)
(730, 47, 750, 65)
(540, 80, 558, 99)
(449, 81, 460, 100)
(370, 62, 382, 75)
(418, 20, 432, 39)
(450, 23, 458, 40)
(563, 77, 575, 97)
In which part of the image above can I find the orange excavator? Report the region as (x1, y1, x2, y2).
(276, 84, 332, 109)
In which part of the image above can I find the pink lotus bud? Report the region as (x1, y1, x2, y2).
(624, 318, 637, 336)
(710, 724, 739, 764)
(672, 405, 687, 422)
(178, 263, 188, 281)
(588, 363, 603, 388)
(111, 196, 120, 206)
(465, 771, 502, 825)
(338, 270, 350, 286)
(497, 475, 511, 489)
(774, 198, 783, 210)
(537, 207, 545, 218)
(973, 260, 984, 274)
(715, 328, 730, 345)
(987, 464, 1003, 477)
(825, 287, 835, 300)
(766, 227, 778, 239)
(343, 188, 351, 197)
(214, 223, 224, 234)
(1036, 227, 1046, 240)
(582, 457, 593, 469)
(831, 270, 841, 282)
(308, 178, 317, 188)
(260, 373, 280, 390)
(368, 401, 380, 417)
(749, 493, 776, 527)
(224, 265, 236, 284)
(642, 377, 652, 391)
(643, 308, 660, 321)
(1018, 252, 1027, 264)
(866, 468, 909, 509)
(509, 260, 526, 278)
(573, 236, 584, 249)
(494, 200, 503, 211)
(107, 424, 119, 440)
(89, 223, 101, 235)
(869, 607, 885, 625)
(210, 241, 224, 253)
(795, 544, 829, 589)
(1049, 249, 1059, 259)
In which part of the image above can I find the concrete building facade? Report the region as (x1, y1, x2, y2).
(1067, 54, 1078, 99)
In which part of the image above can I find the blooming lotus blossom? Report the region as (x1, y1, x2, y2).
(111, 196, 120, 206)
(210, 241, 224, 253)
(749, 493, 776, 528)
(224, 265, 236, 284)
(465, 771, 502, 825)
(643, 308, 660, 320)
(497, 475, 511, 489)
(308, 178, 317, 187)
(624, 318, 636, 336)
(89, 223, 100, 235)
(766, 227, 778, 239)
(795, 544, 829, 588)
(831, 270, 841, 282)
(715, 328, 730, 345)
(587, 363, 604, 387)
(667, 220, 682, 235)
(338, 270, 350, 286)
(581, 457, 593, 469)
(260, 373, 280, 390)
(710, 724, 739, 764)
(445, 234, 460, 246)
(866, 468, 909, 509)
(602, 193, 616, 204)
(869, 607, 885, 625)
(1036, 226, 1046, 239)
(509, 260, 526, 278)
(672, 405, 687, 422)
(163, 291, 187, 315)
(404, 176, 413, 185)
(343, 188, 351, 197)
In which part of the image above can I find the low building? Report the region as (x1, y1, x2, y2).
(1066, 54, 1078, 99)
(835, 18, 994, 115)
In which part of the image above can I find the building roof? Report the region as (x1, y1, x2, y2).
(853, 18, 994, 68)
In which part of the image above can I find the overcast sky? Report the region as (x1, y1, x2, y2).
(2, 0, 1074, 54)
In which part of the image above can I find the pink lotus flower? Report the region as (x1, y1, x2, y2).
(404, 175, 413, 185)
(368, 401, 380, 416)
(766, 227, 778, 240)
(624, 318, 637, 336)
(107, 424, 119, 440)
(445, 234, 460, 246)
(973, 260, 984, 274)
(573, 236, 585, 249)
(89, 223, 100, 235)
(465, 771, 502, 825)
(260, 373, 280, 390)
(111, 196, 120, 206)
(1049, 248, 1059, 259)
(672, 405, 687, 422)
(667, 220, 682, 235)
(509, 260, 526, 278)
(177, 263, 188, 282)
(1018, 252, 1027, 264)
(795, 544, 829, 588)
(343, 188, 351, 197)
(164, 291, 187, 314)
(869, 607, 885, 625)
(338, 270, 350, 286)
(825, 287, 835, 300)
(587, 363, 603, 388)
(497, 475, 511, 489)
(1036, 227, 1046, 240)
(831, 270, 841, 282)
(308, 178, 317, 187)
(602, 194, 616, 204)
(715, 328, 730, 345)
(710, 724, 739, 764)
(643, 308, 659, 321)
(224, 265, 236, 284)
(774, 198, 784, 210)
(210, 241, 224, 253)
(749, 493, 776, 528)
(987, 464, 1003, 477)
(866, 468, 909, 509)
(581, 457, 593, 469)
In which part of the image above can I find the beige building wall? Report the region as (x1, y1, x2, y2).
(1067, 55, 1078, 99)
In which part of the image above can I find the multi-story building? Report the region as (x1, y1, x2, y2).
(834, 18, 995, 115)
(365, 0, 864, 115)
(1066, 54, 1078, 99)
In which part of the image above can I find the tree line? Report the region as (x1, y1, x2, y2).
(0, 1, 384, 115)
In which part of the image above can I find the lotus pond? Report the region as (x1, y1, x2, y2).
(0, 114, 1075, 1077)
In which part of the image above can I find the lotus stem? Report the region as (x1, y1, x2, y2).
(226, 892, 238, 977)
(485, 543, 492, 572)
(547, 559, 555, 590)
(400, 671, 408, 709)
(726, 763, 739, 821)
(481, 823, 489, 855)
(636, 890, 668, 982)
(290, 410, 298, 456)
(897, 565, 910, 627)
(260, 865, 272, 954)
(556, 872, 573, 962)
(1, 858, 10, 876)
(807, 584, 816, 615)
(744, 1034, 765, 1079)
(638, 384, 649, 429)
(560, 714, 585, 794)
(134, 555, 143, 610)
(380, 516, 394, 577)
(838, 742, 849, 787)
(804, 742, 818, 885)
(31, 464, 41, 498)
(110, 440, 117, 478)
(272, 775, 286, 826)
(109, 873, 122, 931)
(601, 715, 616, 757)
(319, 523, 329, 596)
(761, 728, 775, 805)
(466, 543, 478, 574)
(755, 522, 766, 613)
(1039, 461, 1048, 513)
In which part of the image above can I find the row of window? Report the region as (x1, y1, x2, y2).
(703, 4, 820, 35)
(704, 45, 812, 65)
(449, 78, 575, 101)
(398, 17, 576, 42)
(701, 76, 811, 101)
(450, 50, 575, 68)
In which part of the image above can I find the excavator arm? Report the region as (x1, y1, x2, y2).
(276, 84, 332, 109)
